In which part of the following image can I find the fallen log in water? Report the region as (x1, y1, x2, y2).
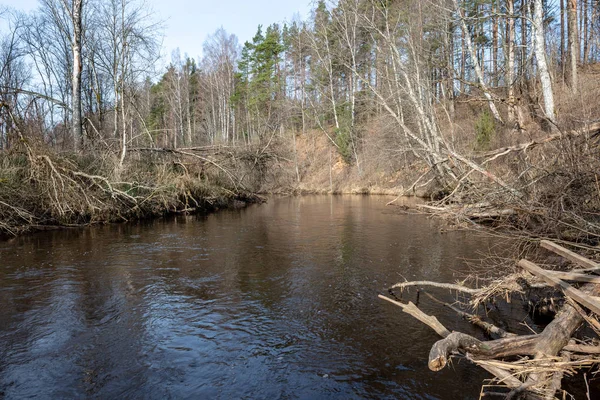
(380, 240, 600, 398)
(415, 203, 517, 221)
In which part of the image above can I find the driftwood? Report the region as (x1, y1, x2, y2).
(420, 290, 515, 339)
(380, 240, 600, 398)
(378, 294, 525, 388)
(547, 270, 600, 284)
(540, 240, 600, 272)
(519, 259, 600, 316)
(415, 203, 517, 222)
(378, 295, 450, 337)
(390, 280, 481, 295)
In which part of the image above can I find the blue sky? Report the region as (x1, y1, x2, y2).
(2, 0, 312, 62)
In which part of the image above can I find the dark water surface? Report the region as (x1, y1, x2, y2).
(1, 196, 499, 399)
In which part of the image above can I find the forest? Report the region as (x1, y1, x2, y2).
(2, 0, 600, 396)
(0, 0, 599, 238)
(1, 0, 599, 240)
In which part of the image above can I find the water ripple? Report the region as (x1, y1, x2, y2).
(0, 196, 499, 399)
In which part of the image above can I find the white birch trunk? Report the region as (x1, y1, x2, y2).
(453, 0, 504, 124)
(507, 0, 517, 125)
(71, 0, 83, 152)
(533, 0, 557, 124)
(567, 0, 578, 93)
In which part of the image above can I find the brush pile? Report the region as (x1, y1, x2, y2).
(380, 240, 600, 399)
(0, 137, 266, 237)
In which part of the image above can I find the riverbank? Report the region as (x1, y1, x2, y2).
(258, 96, 600, 245)
(259, 129, 441, 199)
(0, 142, 263, 239)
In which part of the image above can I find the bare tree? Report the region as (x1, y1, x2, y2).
(330, 0, 362, 170)
(201, 29, 238, 144)
(452, 0, 504, 124)
(567, 0, 578, 92)
(90, 0, 161, 167)
(310, 1, 340, 133)
(0, 13, 28, 149)
(30, 0, 85, 149)
(533, 0, 557, 125)
(68, 0, 84, 151)
(506, 0, 517, 127)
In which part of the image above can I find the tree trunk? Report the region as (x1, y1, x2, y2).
(533, 0, 557, 125)
(71, 0, 84, 152)
(460, 4, 466, 95)
(507, 0, 517, 126)
(492, 0, 498, 87)
(561, 0, 566, 82)
(446, 21, 455, 118)
(521, 0, 528, 78)
(583, 0, 590, 63)
(453, 0, 504, 124)
(567, 0, 578, 93)
(118, 0, 128, 168)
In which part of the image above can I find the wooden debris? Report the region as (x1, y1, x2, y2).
(414, 203, 516, 221)
(540, 240, 600, 272)
(381, 240, 600, 398)
(378, 295, 450, 337)
(546, 270, 600, 284)
(477, 122, 600, 160)
(518, 259, 600, 316)
(389, 280, 481, 294)
(421, 290, 515, 339)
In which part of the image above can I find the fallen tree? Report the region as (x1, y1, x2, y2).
(0, 122, 264, 237)
(380, 240, 600, 398)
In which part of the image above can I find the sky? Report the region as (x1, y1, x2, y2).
(1, 0, 313, 62)
(154, 0, 312, 61)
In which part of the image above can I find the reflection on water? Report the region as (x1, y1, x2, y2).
(1, 196, 496, 399)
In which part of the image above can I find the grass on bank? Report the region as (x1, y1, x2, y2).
(0, 140, 265, 238)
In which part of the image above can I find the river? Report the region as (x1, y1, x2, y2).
(1, 195, 499, 399)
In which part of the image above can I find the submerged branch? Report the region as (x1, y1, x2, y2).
(389, 280, 481, 295)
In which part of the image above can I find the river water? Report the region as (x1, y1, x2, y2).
(1, 195, 500, 399)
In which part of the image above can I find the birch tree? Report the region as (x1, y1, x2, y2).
(36, 0, 86, 150)
(452, 0, 504, 124)
(506, 0, 517, 126)
(201, 29, 238, 144)
(567, 0, 578, 92)
(91, 0, 160, 166)
(69, 0, 84, 151)
(532, 0, 556, 124)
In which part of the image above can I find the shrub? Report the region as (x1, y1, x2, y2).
(475, 110, 495, 150)
(335, 127, 353, 164)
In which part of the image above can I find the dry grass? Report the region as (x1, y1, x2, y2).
(0, 141, 265, 238)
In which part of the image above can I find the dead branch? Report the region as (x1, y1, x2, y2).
(477, 122, 600, 160)
(379, 294, 525, 387)
(519, 259, 600, 315)
(381, 241, 600, 397)
(421, 290, 515, 339)
(69, 170, 138, 204)
(125, 147, 243, 190)
(0, 200, 35, 222)
(389, 280, 481, 295)
(447, 148, 522, 197)
(386, 166, 434, 205)
(378, 295, 450, 337)
(540, 240, 600, 272)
